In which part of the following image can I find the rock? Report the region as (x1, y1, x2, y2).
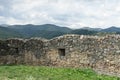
(0, 34, 120, 76)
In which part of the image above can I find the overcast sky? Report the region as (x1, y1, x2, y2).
(0, 0, 120, 29)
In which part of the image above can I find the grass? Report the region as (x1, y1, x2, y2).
(0, 65, 119, 80)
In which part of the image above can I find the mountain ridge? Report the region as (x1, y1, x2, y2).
(0, 24, 120, 39)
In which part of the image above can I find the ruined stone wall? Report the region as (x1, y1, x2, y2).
(0, 38, 46, 65)
(46, 35, 120, 76)
(0, 34, 120, 76)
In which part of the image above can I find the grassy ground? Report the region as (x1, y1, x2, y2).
(0, 65, 119, 80)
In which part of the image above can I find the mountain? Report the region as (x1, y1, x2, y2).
(101, 26, 120, 32)
(7, 24, 71, 38)
(81, 27, 102, 31)
(71, 29, 97, 35)
(9, 24, 71, 33)
(81, 26, 120, 32)
(0, 24, 120, 39)
(0, 26, 22, 39)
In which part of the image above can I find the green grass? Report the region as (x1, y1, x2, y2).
(0, 65, 119, 80)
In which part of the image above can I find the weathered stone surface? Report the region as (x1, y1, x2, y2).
(0, 34, 120, 76)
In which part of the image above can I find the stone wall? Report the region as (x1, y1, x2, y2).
(0, 34, 120, 76)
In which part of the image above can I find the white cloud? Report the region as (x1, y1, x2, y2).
(0, 16, 27, 25)
(0, 5, 4, 11)
(0, 0, 120, 28)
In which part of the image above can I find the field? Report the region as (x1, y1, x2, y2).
(0, 65, 119, 80)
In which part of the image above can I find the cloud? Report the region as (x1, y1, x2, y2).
(0, 5, 4, 11)
(0, 0, 120, 28)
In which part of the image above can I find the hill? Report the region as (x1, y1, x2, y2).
(101, 26, 120, 32)
(0, 26, 22, 39)
(8, 24, 71, 38)
(81, 27, 102, 31)
(0, 24, 71, 39)
(0, 24, 120, 39)
(71, 29, 97, 35)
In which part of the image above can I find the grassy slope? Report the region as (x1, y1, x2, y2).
(0, 65, 119, 80)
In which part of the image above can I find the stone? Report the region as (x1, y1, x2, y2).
(0, 34, 120, 76)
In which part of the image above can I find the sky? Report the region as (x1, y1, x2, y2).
(0, 0, 120, 29)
